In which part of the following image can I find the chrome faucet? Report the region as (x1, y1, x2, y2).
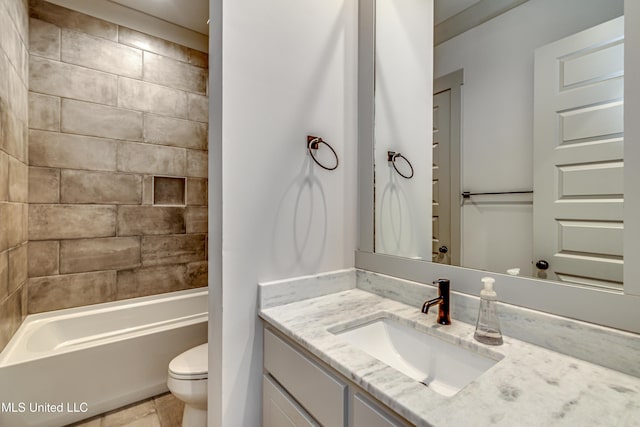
(421, 279, 451, 325)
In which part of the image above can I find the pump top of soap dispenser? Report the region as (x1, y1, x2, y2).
(480, 277, 496, 300)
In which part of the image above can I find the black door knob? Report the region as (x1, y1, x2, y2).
(439, 246, 448, 254)
(536, 260, 549, 270)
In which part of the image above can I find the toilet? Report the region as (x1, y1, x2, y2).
(167, 343, 208, 427)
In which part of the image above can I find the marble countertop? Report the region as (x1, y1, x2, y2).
(259, 288, 640, 427)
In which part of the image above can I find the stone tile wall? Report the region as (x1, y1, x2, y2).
(0, 0, 30, 352)
(26, 0, 209, 314)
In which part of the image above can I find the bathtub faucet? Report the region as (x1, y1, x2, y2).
(421, 279, 451, 325)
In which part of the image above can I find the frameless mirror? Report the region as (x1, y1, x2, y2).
(374, 0, 625, 290)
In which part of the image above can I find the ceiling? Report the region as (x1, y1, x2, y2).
(108, 0, 480, 36)
(434, 0, 482, 25)
(109, 0, 209, 35)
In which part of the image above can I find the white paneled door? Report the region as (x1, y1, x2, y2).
(533, 17, 624, 289)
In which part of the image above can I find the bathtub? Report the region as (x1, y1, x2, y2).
(0, 288, 208, 427)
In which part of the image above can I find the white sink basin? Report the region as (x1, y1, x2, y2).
(334, 318, 500, 397)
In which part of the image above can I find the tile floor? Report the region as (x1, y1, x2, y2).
(67, 392, 184, 427)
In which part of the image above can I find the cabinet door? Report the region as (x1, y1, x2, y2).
(263, 375, 319, 427)
(352, 393, 407, 427)
(264, 329, 346, 426)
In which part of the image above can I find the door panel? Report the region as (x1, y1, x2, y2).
(558, 161, 623, 198)
(558, 220, 623, 257)
(560, 101, 623, 143)
(561, 41, 623, 88)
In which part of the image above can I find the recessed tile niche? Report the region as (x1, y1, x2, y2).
(153, 176, 186, 206)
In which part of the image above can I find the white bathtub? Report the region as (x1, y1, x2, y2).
(0, 288, 208, 427)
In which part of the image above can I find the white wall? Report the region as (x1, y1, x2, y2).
(375, 0, 433, 259)
(434, 0, 623, 276)
(210, 0, 358, 425)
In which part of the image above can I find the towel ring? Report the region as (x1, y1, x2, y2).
(387, 151, 414, 179)
(307, 136, 339, 171)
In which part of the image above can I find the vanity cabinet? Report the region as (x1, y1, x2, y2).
(263, 327, 411, 427)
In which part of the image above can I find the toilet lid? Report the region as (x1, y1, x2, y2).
(169, 343, 208, 380)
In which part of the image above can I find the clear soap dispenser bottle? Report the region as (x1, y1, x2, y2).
(474, 277, 503, 345)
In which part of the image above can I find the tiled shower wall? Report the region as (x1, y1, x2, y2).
(0, 0, 29, 351)
(26, 0, 209, 314)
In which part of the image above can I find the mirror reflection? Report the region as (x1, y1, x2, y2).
(374, 0, 625, 288)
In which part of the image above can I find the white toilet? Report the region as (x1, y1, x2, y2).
(167, 343, 208, 427)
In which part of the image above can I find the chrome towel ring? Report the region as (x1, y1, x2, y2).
(387, 151, 414, 179)
(307, 135, 339, 171)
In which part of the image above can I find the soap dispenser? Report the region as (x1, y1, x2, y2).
(474, 277, 503, 345)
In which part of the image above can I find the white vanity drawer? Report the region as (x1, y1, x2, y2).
(264, 328, 347, 427)
(263, 374, 319, 427)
